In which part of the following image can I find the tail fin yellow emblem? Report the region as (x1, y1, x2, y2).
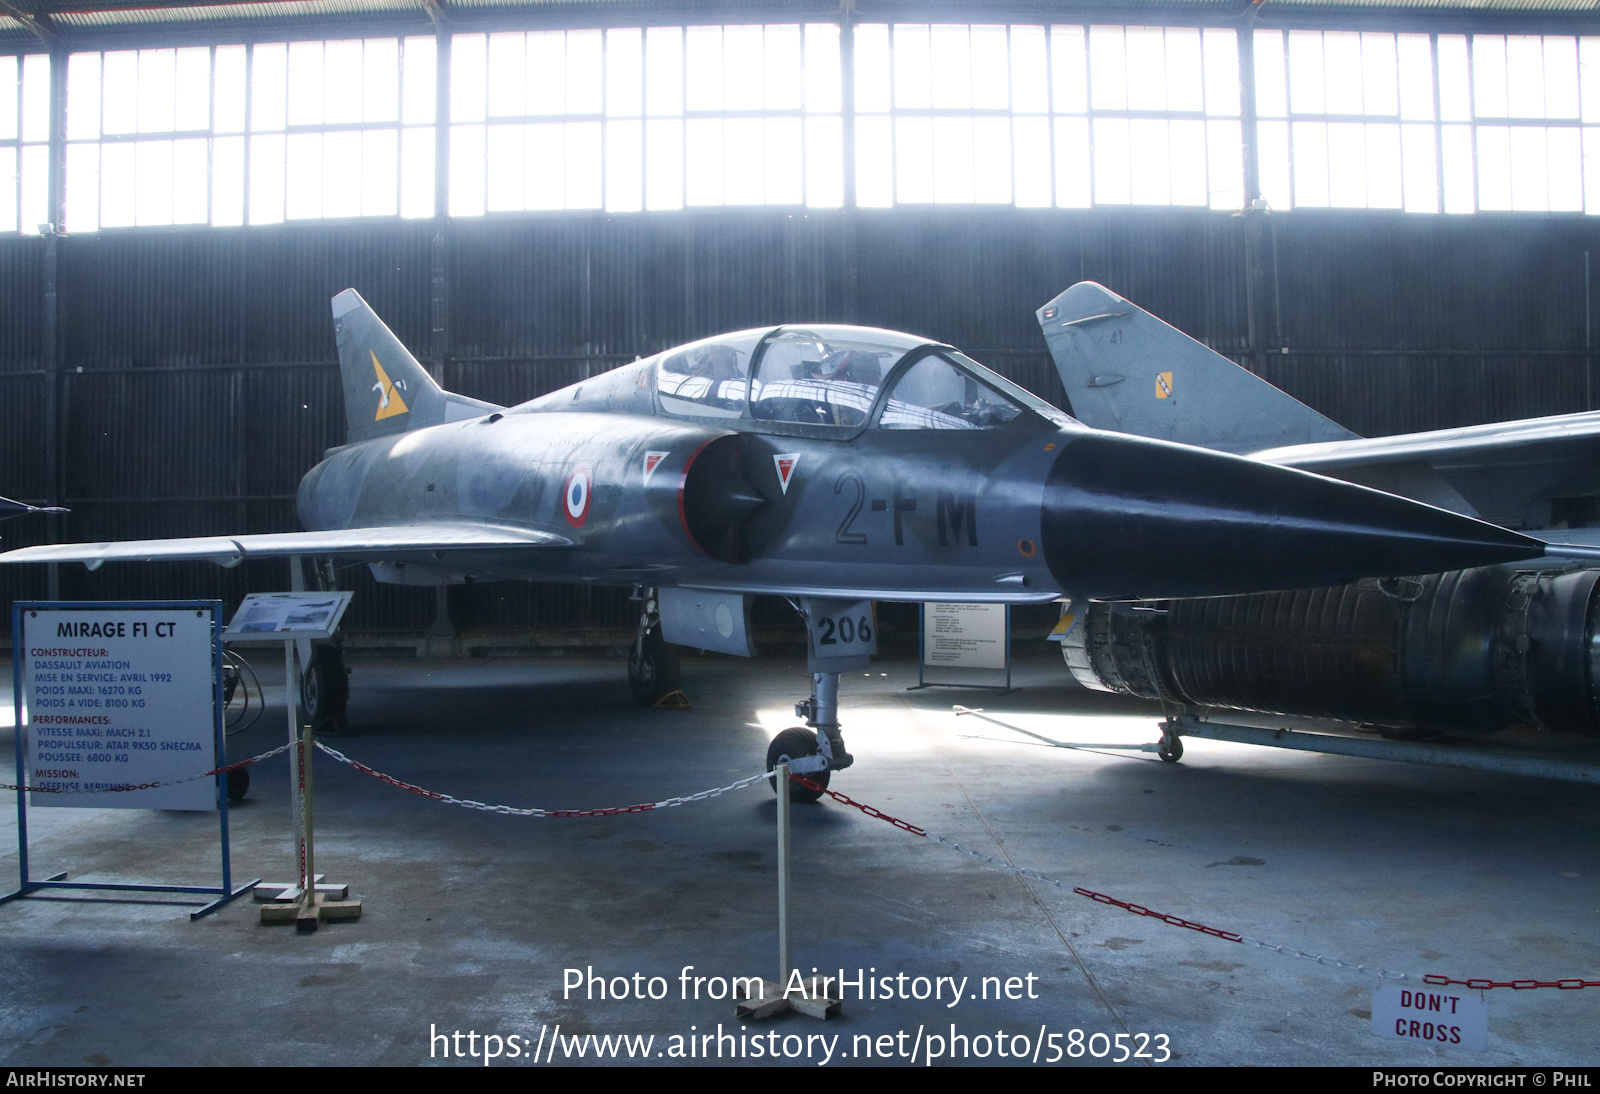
(1155, 371, 1173, 399)
(371, 352, 410, 420)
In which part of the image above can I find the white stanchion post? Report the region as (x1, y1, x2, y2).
(299, 715, 316, 933)
(776, 762, 791, 987)
(285, 642, 304, 895)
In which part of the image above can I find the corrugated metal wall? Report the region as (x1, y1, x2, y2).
(2, 207, 1597, 636)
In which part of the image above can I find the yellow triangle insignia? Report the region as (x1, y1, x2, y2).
(372, 351, 410, 420)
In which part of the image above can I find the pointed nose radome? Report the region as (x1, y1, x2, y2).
(1041, 431, 1544, 601)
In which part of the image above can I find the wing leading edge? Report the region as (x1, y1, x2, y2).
(1254, 410, 1600, 471)
(0, 523, 571, 570)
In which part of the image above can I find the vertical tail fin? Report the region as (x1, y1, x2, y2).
(1037, 282, 1358, 453)
(332, 289, 500, 445)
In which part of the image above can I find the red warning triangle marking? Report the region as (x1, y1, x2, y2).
(774, 453, 801, 495)
(643, 451, 667, 485)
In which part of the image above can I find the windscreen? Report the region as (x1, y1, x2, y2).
(750, 327, 924, 428)
(655, 329, 767, 419)
(877, 354, 1025, 430)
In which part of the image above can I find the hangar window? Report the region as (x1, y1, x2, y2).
(61, 37, 436, 231)
(1254, 30, 1600, 214)
(447, 24, 843, 215)
(0, 54, 50, 235)
(853, 23, 1244, 210)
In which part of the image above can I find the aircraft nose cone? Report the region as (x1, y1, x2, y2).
(1041, 431, 1543, 600)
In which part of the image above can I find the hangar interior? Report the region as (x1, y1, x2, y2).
(6, 0, 1600, 647)
(3, 0, 1600, 1069)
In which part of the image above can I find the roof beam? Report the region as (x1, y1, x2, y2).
(0, 0, 54, 44)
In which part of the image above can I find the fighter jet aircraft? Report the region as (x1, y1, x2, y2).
(5, 289, 1592, 790)
(1038, 282, 1600, 738)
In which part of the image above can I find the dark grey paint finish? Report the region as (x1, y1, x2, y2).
(4, 286, 1555, 604)
(6, 208, 1599, 632)
(281, 292, 1547, 604)
(1040, 280, 1600, 531)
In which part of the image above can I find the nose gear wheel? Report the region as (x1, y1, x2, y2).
(766, 728, 829, 802)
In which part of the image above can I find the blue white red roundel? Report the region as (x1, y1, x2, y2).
(563, 465, 593, 527)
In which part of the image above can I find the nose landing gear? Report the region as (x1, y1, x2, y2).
(767, 671, 855, 803)
(766, 727, 828, 802)
(765, 598, 873, 802)
(628, 590, 682, 706)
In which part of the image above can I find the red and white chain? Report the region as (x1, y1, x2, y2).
(0, 742, 291, 795)
(314, 741, 767, 817)
(791, 774, 1574, 989)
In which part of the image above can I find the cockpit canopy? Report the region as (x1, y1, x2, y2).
(653, 324, 1063, 432)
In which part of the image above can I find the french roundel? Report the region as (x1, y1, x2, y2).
(563, 465, 593, 527)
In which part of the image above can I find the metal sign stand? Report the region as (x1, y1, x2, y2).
(734, 763, 840, 1022)
(225, 585, 361, 933)
(911, 603, 1014, 693)
(3, 601, 257, 920)
(256, 665, 359, 932)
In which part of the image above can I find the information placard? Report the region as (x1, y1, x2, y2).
(1371, 982, 1488, 1052)
(919, 602, 1011, 690)
(223, 592, 352, 641)
(924, 603, 1008, 671)
(20, 605, 219, 811)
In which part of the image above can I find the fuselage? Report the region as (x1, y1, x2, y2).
(296, 324, 1546, 603)
(297, 329, 1073, 602)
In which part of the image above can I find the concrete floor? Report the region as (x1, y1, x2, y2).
(2, 649, 1599, 1067)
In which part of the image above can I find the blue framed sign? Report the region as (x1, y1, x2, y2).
(5, 601, 256, 919)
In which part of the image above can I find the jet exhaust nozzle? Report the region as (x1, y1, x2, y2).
(1040, 431, 1544, 601)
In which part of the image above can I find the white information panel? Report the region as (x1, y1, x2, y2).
(223, 592, 352, 640)
(920, 603, 1010, 688)
(21, 606, 218, 811)
(1371, 982, 1488, 1052)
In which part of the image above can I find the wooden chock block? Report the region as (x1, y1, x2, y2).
(254, 875, 325, 903)
(791, 989, 842, 1019)
(255, 878, 347, 903)
(260, 890, 362, 926)
(315, 896, 362, 922)
(789, 975, 842, 1019)
(259, 902, 300, 924)
(731, 976, 841, 1021)
(734, 979, 788, 1021)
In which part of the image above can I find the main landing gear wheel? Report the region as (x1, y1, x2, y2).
(629, 624, 682, 706)
(227, 766, 250, 802)
(767, 727, 830, 802)
(1158, 734, 1183, 763)
(303, 643, 349, 736)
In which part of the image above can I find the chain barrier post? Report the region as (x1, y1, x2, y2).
(776, 761, 791, 988)
(285, 641, 304, 897)
(298, 714, 317, 933)
(732, 764, 840, 1022)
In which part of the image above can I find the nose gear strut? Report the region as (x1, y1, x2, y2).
(795, 671, 853, 771)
